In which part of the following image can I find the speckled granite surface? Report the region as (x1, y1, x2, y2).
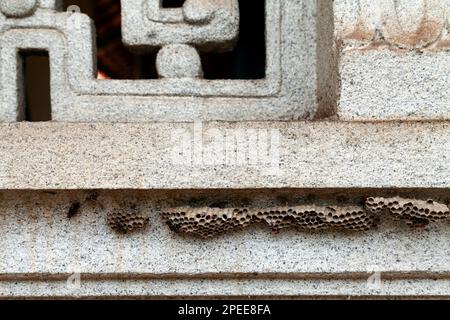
(0, 121, 448, 189)
(0, 190, 449, 298)
(0, 0, 449, 299)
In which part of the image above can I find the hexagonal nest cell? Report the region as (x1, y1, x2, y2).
(107, 209, 149, 233)
(162, 197, 450, 238)
(365, 197, 450, 227)
(162, 205, 377, 238)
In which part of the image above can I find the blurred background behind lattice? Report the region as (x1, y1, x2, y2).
(25, 0, 266, 121)
(64, 0, 266, 80)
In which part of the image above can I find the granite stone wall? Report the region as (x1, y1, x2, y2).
(0, 0, 448, 298)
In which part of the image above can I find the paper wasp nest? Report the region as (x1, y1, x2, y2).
(162, 205, 376, 238)
(107, 209, 149, 233)
(162, 197, 449, 238)
(365, 197, 450, 227)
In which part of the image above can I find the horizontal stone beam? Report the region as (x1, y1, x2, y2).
(0, 121, 448, 189)
(0, 190, 448, 297)
(1, 278, 449, 298)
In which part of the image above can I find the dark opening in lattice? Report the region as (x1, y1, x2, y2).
(62, 0, 266, 80)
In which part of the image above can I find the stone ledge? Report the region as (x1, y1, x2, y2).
(0, 188, 449, 298)
(1, 190, 448, 278)
(1, 278, 449, 298)
(0, 121, 448, 189)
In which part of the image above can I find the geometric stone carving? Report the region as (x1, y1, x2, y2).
(156, 44, 204, 79)
(162, 197, 450, 238)
(0, 0, 449, 299)
(0, 0, 38, 18)
(124, 0, 239, 79)
(338, 50, 450, 120)
(0, 0, 447, 122)
(334, 0, 449, 50)
(0, 0, 335, 122)
(121, 0, 240, 51)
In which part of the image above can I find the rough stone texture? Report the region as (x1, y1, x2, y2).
(40, 0, 61, 10)
(0, 190, 449, 298)
(0, 0, 448, 299)
(0, 0, 334, 122)
(2, 278, 450, 298)
(0, 1, 448, 121)
(156, 44, 203, 79)
(335, 0, 450, 120)
(0, 0, 37, 18)
(121, 0, 240, 51)
(0, 121, 448, 189)
(338, 49, 450, 120)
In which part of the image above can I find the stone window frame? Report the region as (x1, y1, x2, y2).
(0, 0, 333, 122)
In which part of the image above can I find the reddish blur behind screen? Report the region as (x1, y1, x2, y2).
(63, 0, 266, 80)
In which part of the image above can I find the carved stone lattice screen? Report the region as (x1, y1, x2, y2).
(0, 0, 449, 298)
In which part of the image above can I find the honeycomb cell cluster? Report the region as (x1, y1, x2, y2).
(107, 210, 149, 233)
(162, 197, 450, 238)
(162, 205, 376, 238)
(258, 206, 375, 232)
(163, 207, 253, 238)
(365, 197, 450, 227)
